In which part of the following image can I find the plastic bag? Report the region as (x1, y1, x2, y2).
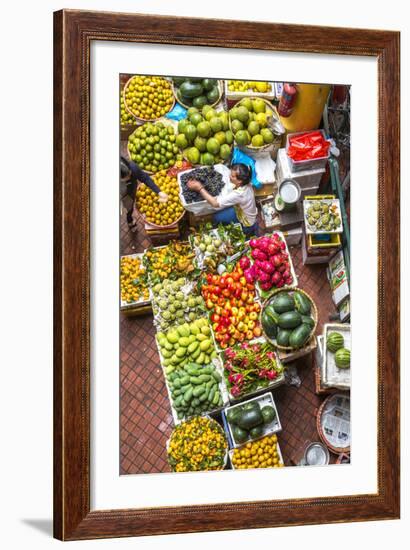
(165, 103, 188, 121)
(287, 131, 330, 161)
(230, 148, 262, 189)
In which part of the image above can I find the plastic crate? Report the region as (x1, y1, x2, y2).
(285, 130, 330, 172)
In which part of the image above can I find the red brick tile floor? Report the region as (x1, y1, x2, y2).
(120, 208, 346, 474)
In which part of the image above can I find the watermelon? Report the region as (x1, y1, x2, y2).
(327, 332, 345, 353)
(335, 348, 350, 369)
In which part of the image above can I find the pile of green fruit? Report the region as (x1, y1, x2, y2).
(229, 98, 276, 148)
(226, 399, 277, 445)
(305, 200, 342, 233)
(151, 277, 205, 331)
(173, 77, 221, 109)
(167, 362, 224, 420)
(127, 121, 182, 173)
(261, 290, 316, 349)
(156, 318, 217, 373)
(326, 331, 350, 369)
(176, 106, 233, 166)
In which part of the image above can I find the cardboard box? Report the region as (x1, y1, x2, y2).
(276, 147, 325, 189)
(327, 250, 350, 306)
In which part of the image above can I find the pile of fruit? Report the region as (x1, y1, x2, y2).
(167, 416, 228, 472)
(120, 94, 136, 128)
(128, 121, 181, 173)
(261, 290, 316, 349)
(120, 255, 149, 305)
(229, 98, 276, 148)
(190, 223, 246, 271)
(173, 77, 221, 109)
(123, 75, 174, 120)
(305, 200, 342, 233)
(223, 341, 282, 398)
(151, 277, 205, 331)
(201, 262, 262, 349)
(326, 332, 351, 369)
(156, 318, 217, 373)
(231, 434, 283, 469)
(226, 398, 277, 445)
(227, 80, 272, 94)
(135, 170, 184, 226)
(144, 241, 195, 283)
(167, 362, 224, 420)
(180, 166, 225, 204)
(176, 106, 233, 166)
(241, 233, 295, 294)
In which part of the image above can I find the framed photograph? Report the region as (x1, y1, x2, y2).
(54, 9, 400, 540)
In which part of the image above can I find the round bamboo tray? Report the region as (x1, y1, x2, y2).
(136, 202, 186, 230)
(316, 393, 351, 454)
(173, 79, 224, 110)
(127, 120, 179, 175)
(123, 75, 175, 123)
(260, 287, 318, 351)
(229, 98, 282, 156)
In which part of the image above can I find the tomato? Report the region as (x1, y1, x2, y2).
(246, 330, 254, 340)
(237, 332, 245, 342)
(245, 304, 252, 313)
(221, 309, 230, 319)
(219, 277, 227, 288)
(247, 284, 255, 291)
(213, 286, 222, 296)
(253, 326, 262, 337)
(249, 311, 258, 321)
(211, 313, 220, 323)
(233, 330, 241, 340)
(224, 301, 232, 311)
(237, 310, 246, 321)
(215, 332, 223, 342)
(206, 274, 213, 284)
(218, 297, 225, 306)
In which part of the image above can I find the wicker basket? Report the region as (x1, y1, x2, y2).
(123, 75, 175, 123)
(172, 79, 224, 110)
(229, 98, 282, 157)
(260, 287, 318, 351)
(316, 393, 350, 454)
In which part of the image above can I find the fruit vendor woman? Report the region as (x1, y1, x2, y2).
(187, 163, 258, 235)
(120, 156, 168, 228)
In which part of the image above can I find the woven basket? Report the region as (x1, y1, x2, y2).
(172, 79, 224, 110)
(229, 98, 282, 157)
(316, 393, 351, 454)
(123, 75, 175, 123)
(260, 287, 318, 351)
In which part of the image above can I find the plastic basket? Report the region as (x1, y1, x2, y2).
(285, 130, 330, 172)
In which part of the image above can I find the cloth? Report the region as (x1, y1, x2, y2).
(230, 148, 262, 189)
(212, 207, 258, 236)
(217, 184, 258, 226)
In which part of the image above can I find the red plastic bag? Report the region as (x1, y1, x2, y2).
(287, 131, 330, 161)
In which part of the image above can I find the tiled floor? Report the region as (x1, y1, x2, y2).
(120, 209, 341, 475)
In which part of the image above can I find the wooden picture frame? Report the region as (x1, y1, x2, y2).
(54, 9, 400, 540)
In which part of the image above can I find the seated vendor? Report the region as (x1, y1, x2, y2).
(187, 163, 258, 236)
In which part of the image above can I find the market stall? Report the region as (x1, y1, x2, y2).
(119, 76, 351, 474)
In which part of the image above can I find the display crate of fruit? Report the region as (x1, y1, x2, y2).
(120, 254, 151, 313)
(244, 232, 298, 300)
(303, 196, 343, 235)
(123, 75, 175, 123)
(229, 436, 284, 470)
(150, 276, 206, 332)
(155, 318, 229, 423)
(225, 80, 276, 101)
(261, 287, 318, 351)
(166, 415, 229, 472)
(172, 77, 224, 110)
(143, 241, 197, 285)
(189, 223, 246, 272)
(229, 98, 282, 157)
(222, 392, 282, 448)
(286, 130, 330, 173)
(323, 323, 351, 390)
(222, 338, 285, 402)
(177, 164, 233, 215)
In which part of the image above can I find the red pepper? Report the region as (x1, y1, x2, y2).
(206, 274, 213, 284)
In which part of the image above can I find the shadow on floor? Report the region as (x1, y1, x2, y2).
(21, 519, 53, 537)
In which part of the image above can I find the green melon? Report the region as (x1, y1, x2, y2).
(335, 348, 350, 369)
(327, 332, 345, 353)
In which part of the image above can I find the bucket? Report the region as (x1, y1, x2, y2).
(275, 179, 301, 212)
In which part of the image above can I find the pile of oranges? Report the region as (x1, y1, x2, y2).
(124, 75, 174, 120)
(135, 170, 184, 227)
(120, 94, 136, 128)
(231, 434, 284, 469)
(120, 256, 149, 304)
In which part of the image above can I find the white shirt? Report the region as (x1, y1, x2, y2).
(217, 184, 258, 226)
